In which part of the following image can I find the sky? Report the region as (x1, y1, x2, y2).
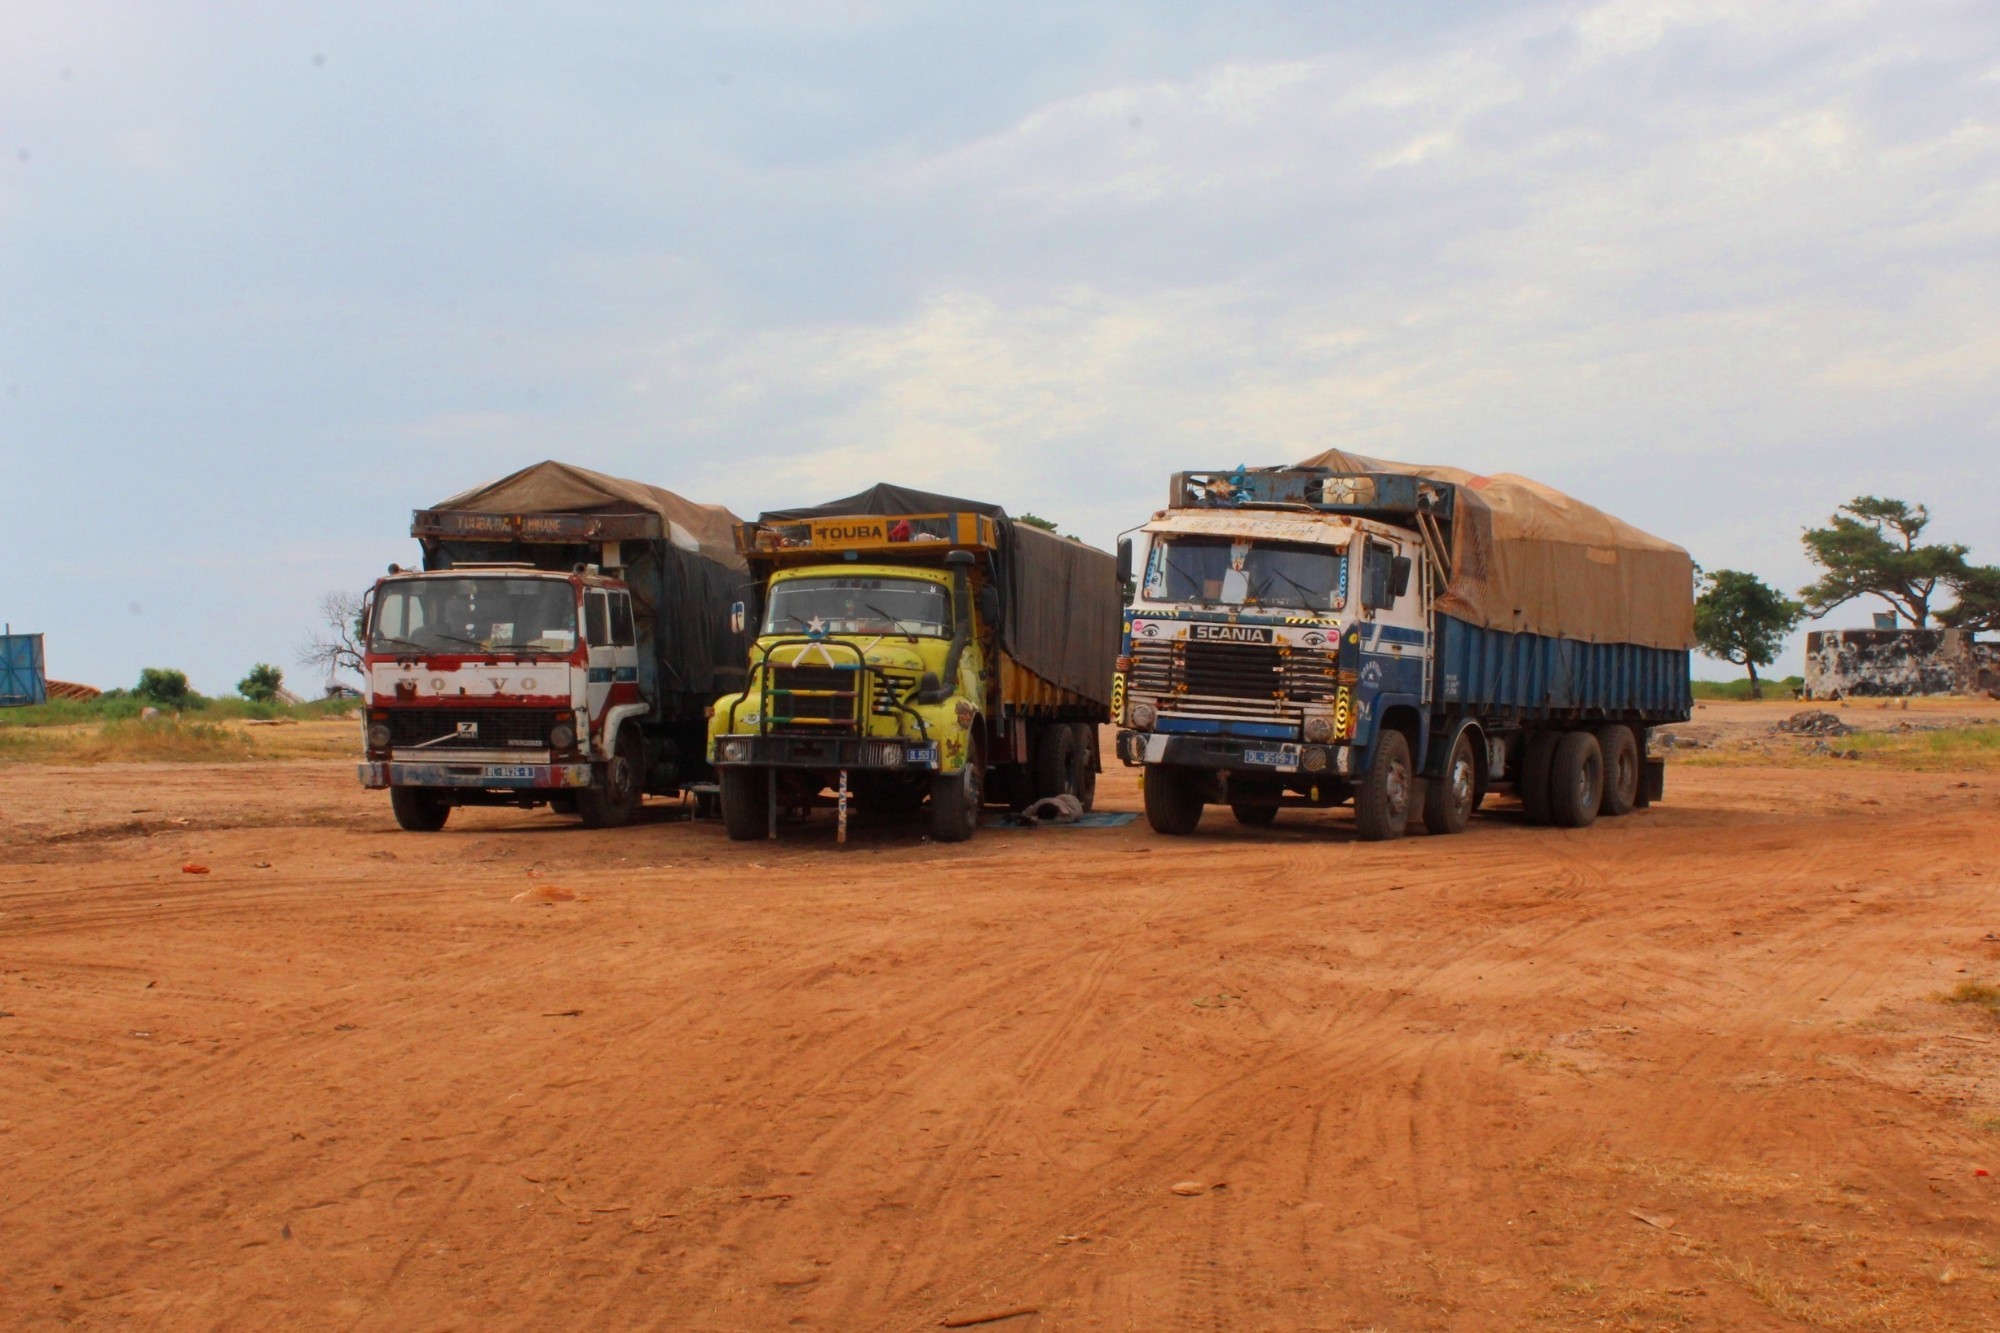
(2, 0, 1997, 694)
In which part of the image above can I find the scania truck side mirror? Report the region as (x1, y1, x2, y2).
(729, 601, 746, 635)
(1116, 537, 1134, 603)
(1390, 556, 1412, 599)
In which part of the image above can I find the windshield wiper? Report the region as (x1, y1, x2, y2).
(864, 603, 920, 642)
(1260, 567, 1323, 608)
(1163, 554, 1214, 604)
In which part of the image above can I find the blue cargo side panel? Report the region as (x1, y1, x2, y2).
(0, 632, 47, 707)
(1433, 615, 1689, 722)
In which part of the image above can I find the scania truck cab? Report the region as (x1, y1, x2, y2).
(1115, 466, 1693, 840)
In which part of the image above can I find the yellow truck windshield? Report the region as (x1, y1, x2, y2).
(764, 575, 953, 638)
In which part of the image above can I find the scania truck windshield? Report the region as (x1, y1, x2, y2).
(763, 575, 953, 637)
(371, 577, 578, 653)
(1144, 537, 1347, 612)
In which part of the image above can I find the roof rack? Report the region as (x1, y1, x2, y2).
(1168, 467, 1453, 520)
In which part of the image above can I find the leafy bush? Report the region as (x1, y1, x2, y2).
(238, 663, 285, 703)
(135, 667, 202, 710)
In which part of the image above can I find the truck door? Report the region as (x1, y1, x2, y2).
(584, 590, 642, 746)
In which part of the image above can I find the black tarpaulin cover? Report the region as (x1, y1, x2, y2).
(763, 484, 1118, 705)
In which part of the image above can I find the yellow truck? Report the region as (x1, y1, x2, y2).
(706, 484, 1119, 842)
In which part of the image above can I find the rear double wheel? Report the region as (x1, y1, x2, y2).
(1549, 730, 1604, 828)
(1596, 724, 1640, 817)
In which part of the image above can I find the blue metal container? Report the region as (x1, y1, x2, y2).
(0, 630, 48, 708)
(1432, 614, 1690, 722)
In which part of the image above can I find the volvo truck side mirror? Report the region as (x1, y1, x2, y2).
(1116, 537, 1134, 604)
(728, 601, 746, 635)
(1390, 555, 1412, 599)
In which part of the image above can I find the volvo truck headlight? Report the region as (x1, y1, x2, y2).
(366, 723, 392, 751)
(549, 722, 576, 750)
(1130, 702, 1157, 729)
(721, 739, 750, 763)
(1303, 715, 1334, 743)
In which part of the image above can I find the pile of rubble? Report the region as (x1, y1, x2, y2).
(1776, 710, 1854, 738)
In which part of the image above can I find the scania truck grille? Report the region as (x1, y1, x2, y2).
(1130, 638, 1338, 722)
(387, 708, 558, 749)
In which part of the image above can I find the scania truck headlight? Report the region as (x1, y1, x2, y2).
(1303, 714, 1333, 743)
(1130, 702, 1157, 729)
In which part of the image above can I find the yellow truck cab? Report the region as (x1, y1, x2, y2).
(706, 485, 1119, 843)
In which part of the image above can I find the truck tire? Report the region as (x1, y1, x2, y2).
(1422, 730, 1478, 836)
(930, 737, 983, 843)
(389, 786, 450, 832)
(577, 730, 644, 828)
(1354, 729, 1414, 842)
(1596, 724, 1640, 816)
(719, 766, 769, 841)
(1143, 764, 1204, 835)
(1069, 723, 1099, 811)
(1549, 730, 1604, 828)
(1033, 723, 1084, 803)
(1519, 729, 1559, 825)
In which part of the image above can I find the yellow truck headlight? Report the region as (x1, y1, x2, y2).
(721, 739, 750, 763)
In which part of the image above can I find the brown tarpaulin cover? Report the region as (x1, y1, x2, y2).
(1295, 449, 1695, 650)
(433, 460, 745, 569)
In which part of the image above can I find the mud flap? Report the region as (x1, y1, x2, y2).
(1637, 756, 1666, 807)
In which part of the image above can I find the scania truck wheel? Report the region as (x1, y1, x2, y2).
(1142, 763, 1204, 836)
(389, 787, 450, 833)
(930, 738, 983, 843)
(719, 766, 769, 841)
(1422, 730, 1478, 836)
(1549, 730, 1604, 828)
(1354, 730, 1414, 842)
(578, 731, 644, 828)
(1596, 724, 1640, 816)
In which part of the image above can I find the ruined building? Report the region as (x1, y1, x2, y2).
(1803, 629, 2000, 698)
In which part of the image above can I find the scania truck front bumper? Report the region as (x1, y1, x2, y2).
(1116, 729, 1348, 777)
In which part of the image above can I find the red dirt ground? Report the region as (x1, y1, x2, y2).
(5, 705, 2000, 1329)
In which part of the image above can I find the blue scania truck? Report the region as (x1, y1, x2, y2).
(1111, 459, 1695, 840)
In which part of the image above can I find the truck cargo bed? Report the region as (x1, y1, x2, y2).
(1432, 615, 1690, 723)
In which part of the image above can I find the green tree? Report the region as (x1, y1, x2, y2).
(1695, 570, 1804, 699)
(1941, 564, 2000, 633)
(1016, 512, 1080, 540)
(135, 667, 198, 709)
(238, 663, 285, 703)
(1799, 496, 1968, 627)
